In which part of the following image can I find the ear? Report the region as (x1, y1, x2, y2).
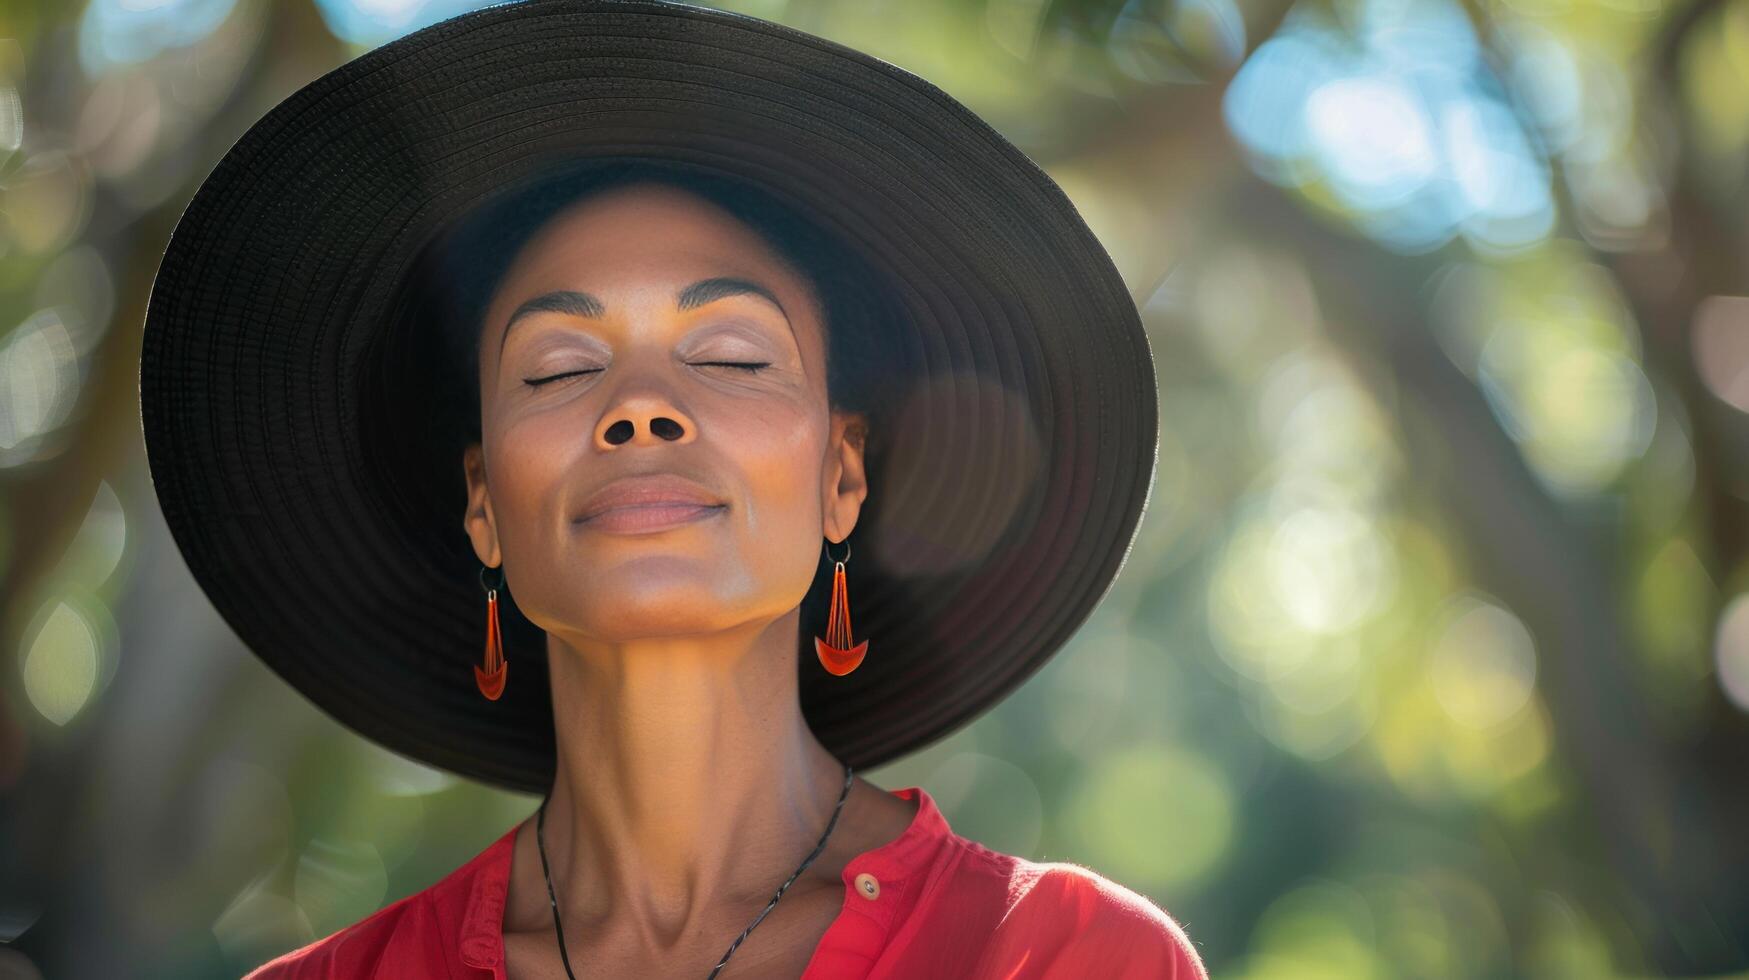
(462, 442, 503, 568)
(822, 410, 870, 543)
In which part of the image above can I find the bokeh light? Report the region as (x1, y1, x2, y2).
(1065, 743, 1235, 892)
(0, 309, 86, 465)
(1223, 0, 1555, 253)
(1425, 592, 1538, 730)
(1429, 245, 1657, 496)
(1711, 592, 1749, 713)
(19, 590, 117, 727)
(926, 752, 1045, 859)
(77, 0, 240, 71)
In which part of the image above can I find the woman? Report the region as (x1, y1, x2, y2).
(138, 2, 1208, 977)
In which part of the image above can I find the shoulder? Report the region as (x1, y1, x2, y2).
(953, 839, 1211, 980)
(240, 891, 430, 980)
(240, 823, 517, 979)
(1030, 860, 1210, 979)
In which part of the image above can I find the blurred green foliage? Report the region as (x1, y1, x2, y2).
(4, 0, 1749, 976)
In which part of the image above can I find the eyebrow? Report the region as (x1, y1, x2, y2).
(497, 276, 790, 357)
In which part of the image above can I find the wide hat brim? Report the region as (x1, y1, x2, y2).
(139, 0, 1158, 796)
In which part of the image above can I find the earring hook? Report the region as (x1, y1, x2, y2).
(824, 538, 851, 565)
(479, 563, 504, 597)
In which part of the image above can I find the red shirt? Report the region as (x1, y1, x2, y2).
(243, 785, 1210, 978)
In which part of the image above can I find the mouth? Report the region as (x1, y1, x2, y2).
(574, 502, 728, 535)
(573, 472, 728, 534)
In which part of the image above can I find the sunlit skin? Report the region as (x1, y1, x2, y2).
(460, 182, 918, 977)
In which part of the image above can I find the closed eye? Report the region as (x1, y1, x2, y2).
(523, 362, 771, 387)
(524, 369, 602, 387)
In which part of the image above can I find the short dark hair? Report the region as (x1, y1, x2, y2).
(416, 155, 896, 447)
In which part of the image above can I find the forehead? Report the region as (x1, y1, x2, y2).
(497, 181, 803, 293)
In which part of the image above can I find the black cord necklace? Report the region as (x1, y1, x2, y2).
(536, 762, 855, 979)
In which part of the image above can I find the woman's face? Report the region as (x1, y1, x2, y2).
(461, 181, 868, 647)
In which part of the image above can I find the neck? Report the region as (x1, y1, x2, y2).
(537, 607, 853, 947)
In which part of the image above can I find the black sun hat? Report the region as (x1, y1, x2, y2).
(138, 0, 1159, 797)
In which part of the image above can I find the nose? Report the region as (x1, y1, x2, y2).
(594, 392, 697, 448)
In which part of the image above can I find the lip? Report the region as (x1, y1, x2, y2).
(574, 473, 727, 534)
(579, 503, 726, 534)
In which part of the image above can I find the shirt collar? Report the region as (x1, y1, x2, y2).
(457, 784, 951, 971)
(458, 822, 515, 970)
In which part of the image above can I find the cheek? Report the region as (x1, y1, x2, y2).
(725, 397, 829, 541)
(486, 410, 582, 542)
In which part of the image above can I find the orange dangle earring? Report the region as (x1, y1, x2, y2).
(476, 563, 508, 700)
(814, 538, 869, 676)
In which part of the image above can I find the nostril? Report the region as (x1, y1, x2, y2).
(652, 417, 683, 440)
(604, 418, 634, 445)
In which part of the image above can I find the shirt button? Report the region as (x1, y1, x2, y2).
(854, 872, 881, 900)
